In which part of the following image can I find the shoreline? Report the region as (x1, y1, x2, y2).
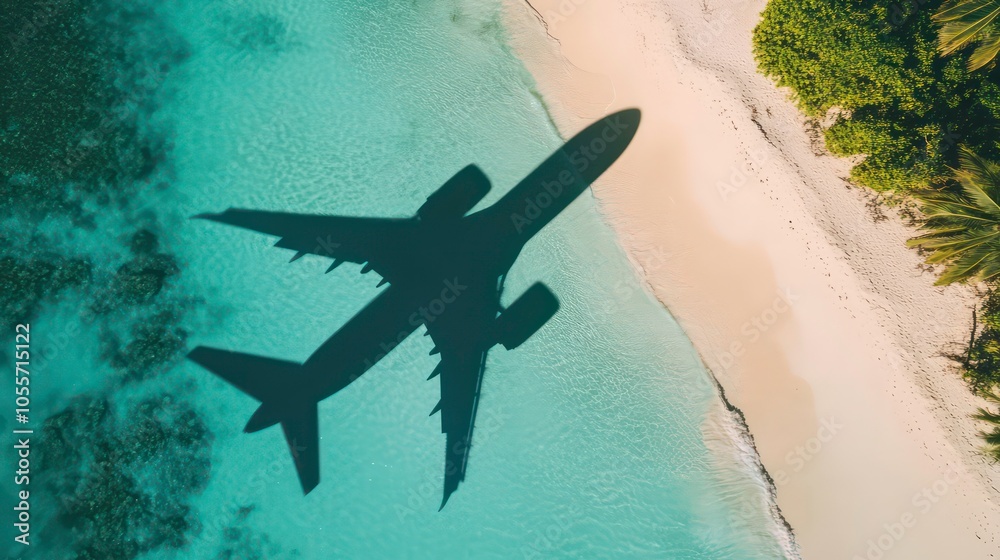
(503, 0, 1000, 557)
(703, 372, 801, 556)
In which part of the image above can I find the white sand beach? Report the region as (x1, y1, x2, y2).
(503, 0, 1000, 557)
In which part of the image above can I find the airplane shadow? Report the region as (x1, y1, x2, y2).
(187, 108, 641, 508)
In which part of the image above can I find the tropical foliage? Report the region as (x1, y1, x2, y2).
(973, 389, 1000, 460)
(908, 147, 1000, 285)
(934, 0, 1000, 70)
(752, 0, 1000, 192)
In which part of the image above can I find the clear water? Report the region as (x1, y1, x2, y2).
(126, 0, 795, 557)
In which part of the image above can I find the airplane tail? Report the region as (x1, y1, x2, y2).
(188, 346, 321, 494)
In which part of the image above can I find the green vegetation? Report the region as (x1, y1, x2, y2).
(934, 0, 1000, 70)
(753, 0, 1000, 192)
(907, 147, 1000, 285)
(973, 389, 1000, 459)
(753, 0, 1000, 454)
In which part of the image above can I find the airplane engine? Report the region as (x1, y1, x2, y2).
(495, 283, 560, 350)
(417, 164, 491, 221)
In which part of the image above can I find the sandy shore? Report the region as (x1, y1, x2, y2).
(503, 0, 1000, 557)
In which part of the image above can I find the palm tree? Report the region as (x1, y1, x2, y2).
(908, 147, 1000, 285)
(934, 0, 1000, 71)
(973, 390, 1000, 460)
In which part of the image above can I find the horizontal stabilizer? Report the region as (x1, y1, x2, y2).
(188, 346, 319, 494)
(188, 346, 301, 402)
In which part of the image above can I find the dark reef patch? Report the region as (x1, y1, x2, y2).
(91, 251, 181, 313)
(37, 394, 212, 559)
(1, 0, 185, 222)
(1, 0, 222, 556)
(0, 254, 92, 326)
(104, 309, 188, 382)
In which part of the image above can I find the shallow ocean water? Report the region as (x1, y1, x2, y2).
(39, 0, 798, 557)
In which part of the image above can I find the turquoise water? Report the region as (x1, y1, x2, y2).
(15, 0, 793, 557)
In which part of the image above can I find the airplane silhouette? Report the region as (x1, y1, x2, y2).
(188, 109, 640, 509)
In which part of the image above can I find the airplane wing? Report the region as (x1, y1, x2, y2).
(423, 276, 502, 509)
(194, 209, 416, 282)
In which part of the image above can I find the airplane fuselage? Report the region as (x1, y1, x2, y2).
(294, 109, 642, 404)
(299, 213, 513, 402)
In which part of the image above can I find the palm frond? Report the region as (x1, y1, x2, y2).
(910, 147, 1000, 284)
(970, 27, 1000, 69)
(957, 148, 1000, 202)
(934, 0, 1000, 70)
